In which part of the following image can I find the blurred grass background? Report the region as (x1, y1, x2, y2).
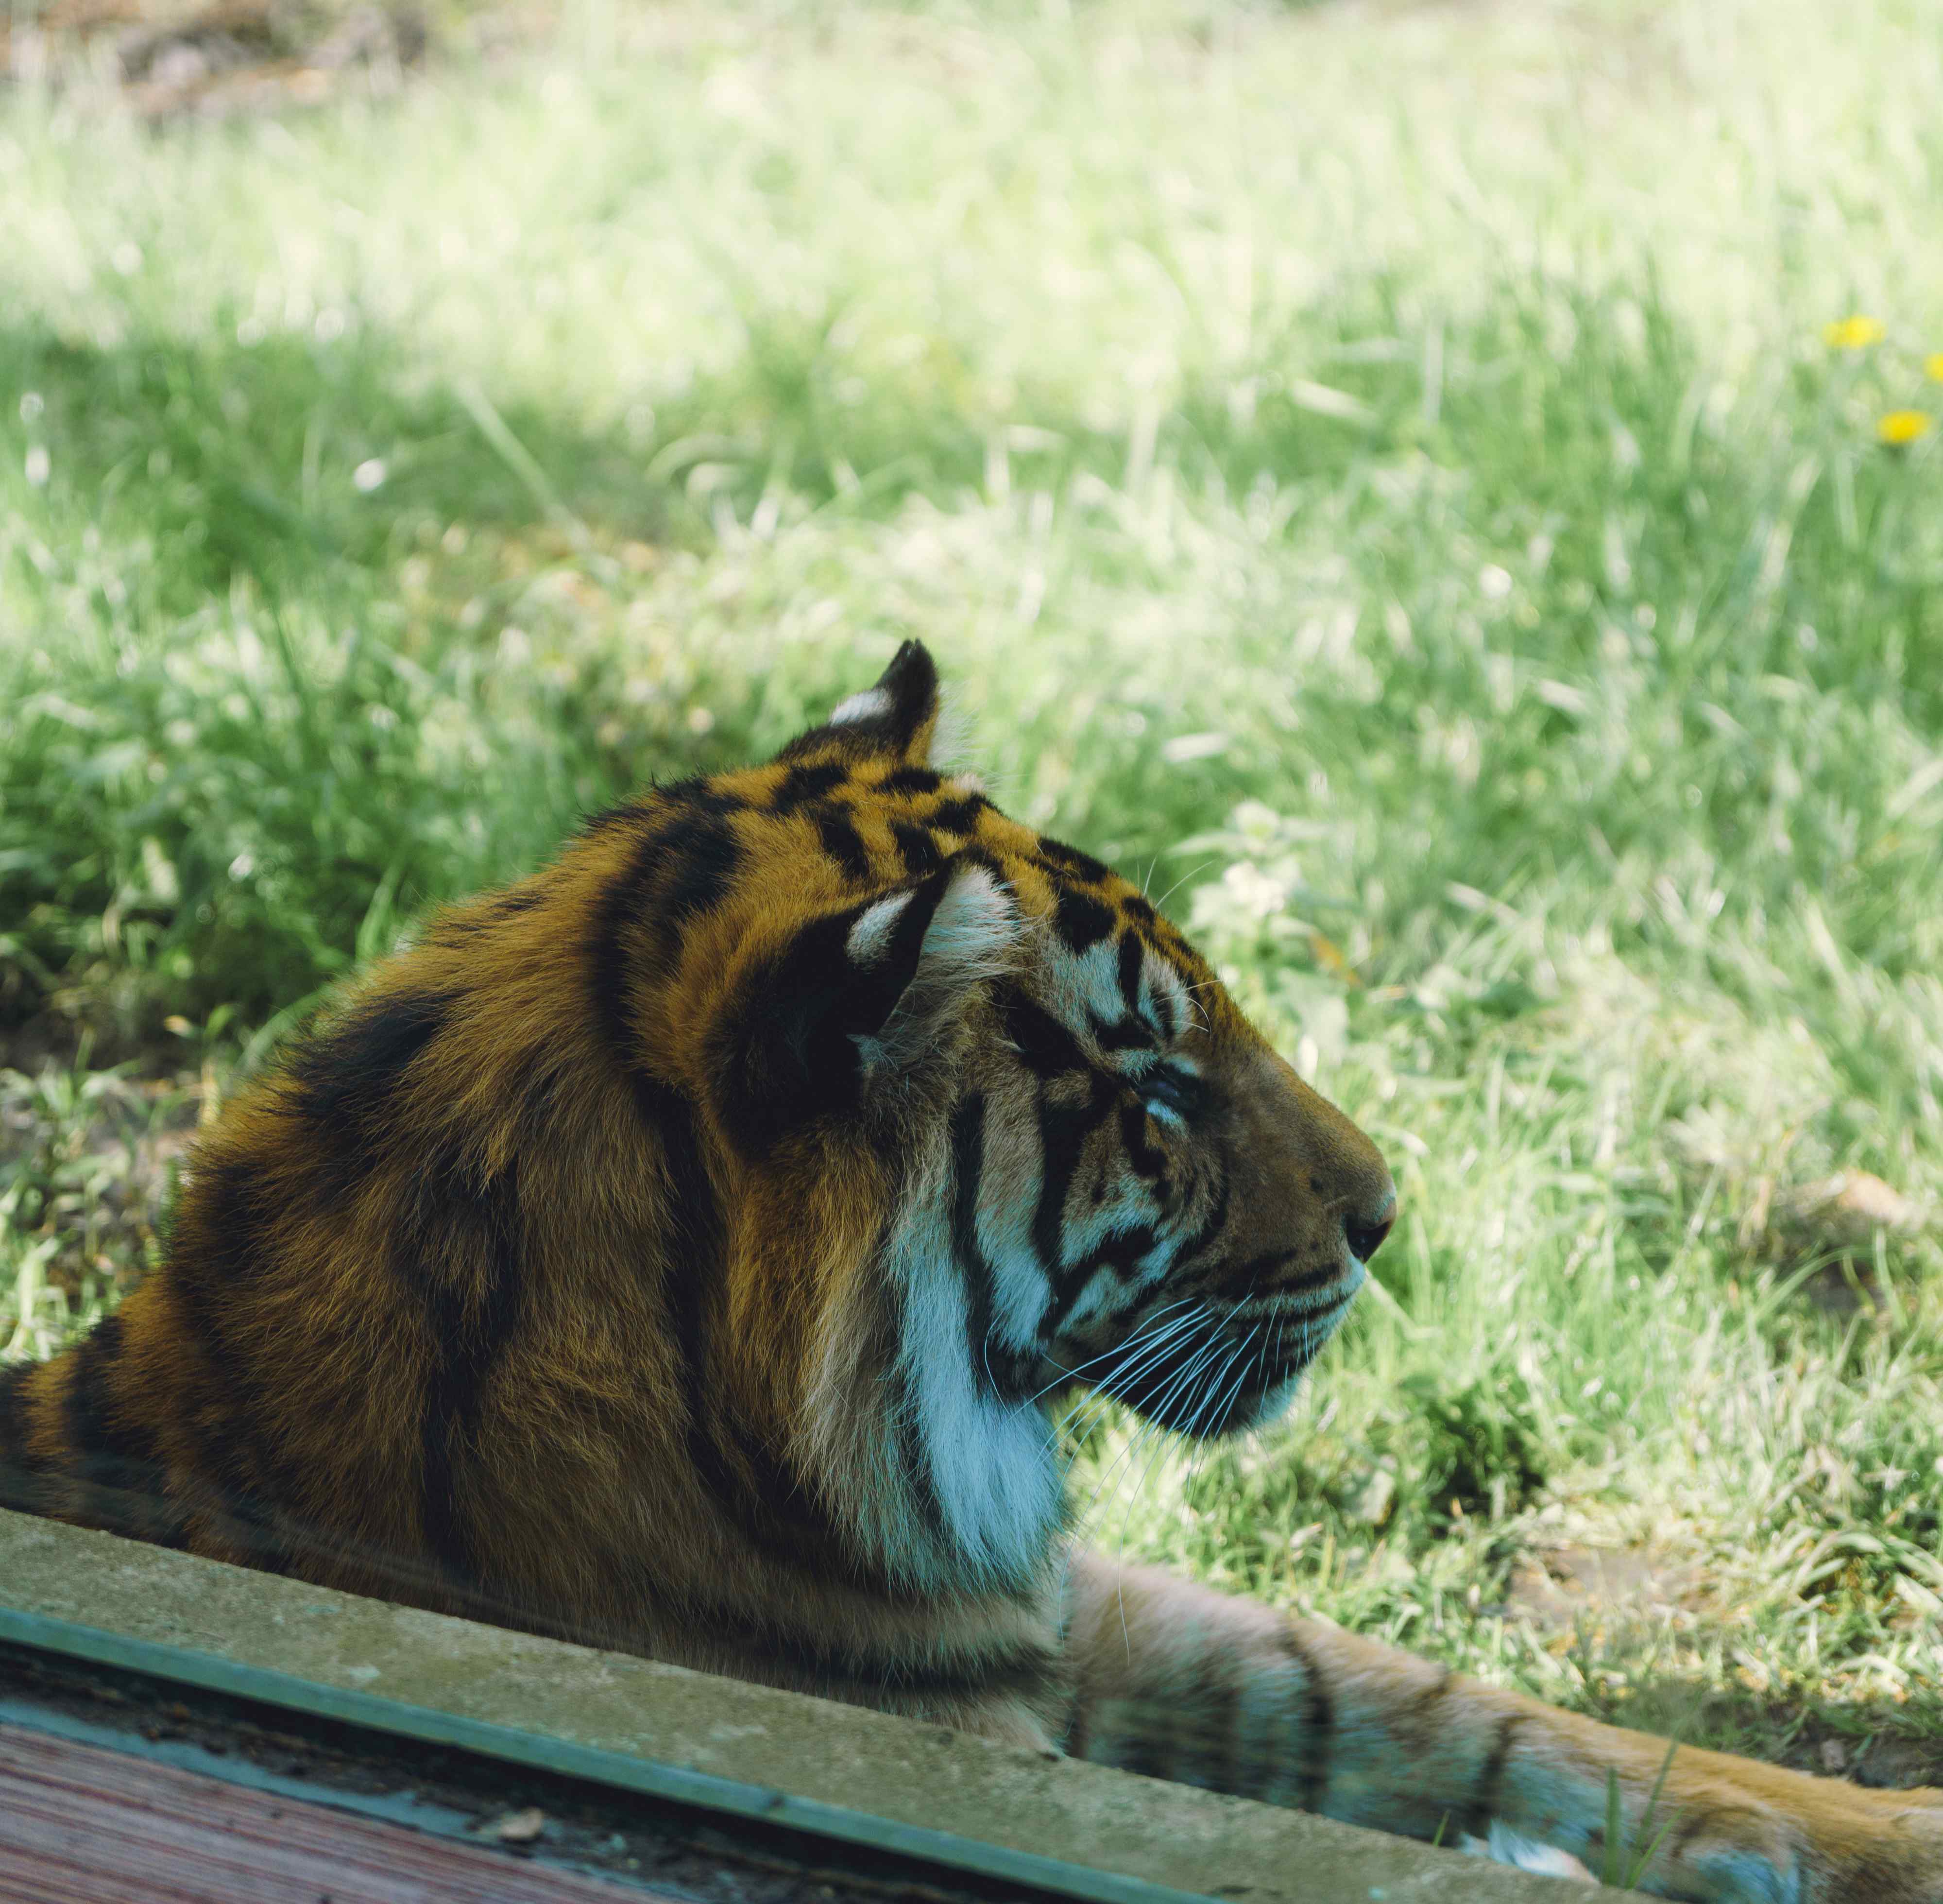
(3, 0, 1943, 1783)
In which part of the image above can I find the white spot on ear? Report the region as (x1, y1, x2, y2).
(829, 686, 892, 726)
(846, 891, 915, 966)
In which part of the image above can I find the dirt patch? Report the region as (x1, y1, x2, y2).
(1506, 1543, 1707, 1631)
(1503, 1544, 1943, 1794)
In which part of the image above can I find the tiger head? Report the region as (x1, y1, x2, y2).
(593, 641, 1395, 1594)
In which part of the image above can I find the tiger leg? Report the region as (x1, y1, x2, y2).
(1062, 1556, 1943, 1904)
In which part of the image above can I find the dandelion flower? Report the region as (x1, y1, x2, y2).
(1927, 353, 1943, 382)
(1877, 410, 1933, 446)
(1824, 315, 1886, 350)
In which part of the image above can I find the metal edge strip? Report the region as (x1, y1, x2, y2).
(0, 1605, 1215, 1904)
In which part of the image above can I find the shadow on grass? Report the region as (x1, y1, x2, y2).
(1572, 1663, 1943, 1792)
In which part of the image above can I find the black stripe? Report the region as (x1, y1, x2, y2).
(1112, 1723, 1176, 1784)
(658, 806, 745, 936)
(641, 1072, 849, 1565)
(1090, 1009, 1157, 1054)
(1468, 1714, 1522, 1835)
(929, 793, 988, 835)
(771, 760, 848, 814)
(1116, 928, 1145, 1015)
(890, 819, 944, 877)
(588, 795, 742, 1045)
(489, 887, 545, 917)
(287, 989, 457, 1203)
(1121, 892, 1158, 927)
(1279, 1627, 1335, 1813)
(0, 1359, 49, 1515)
(1215, 1249, 1338, 1302)
(589, 823, 659, 1052)
(619, 1070, 744, 1518)
(880, 765, 943, 798)
(658, 775, 748, 816)
(950, 1096, 1034, 1401)
(405, 1147, 525, 1582)
(1084, 1221, 1160, 1286)
(998, 983, 1090, 1078)
(814, 806, 874, 884)
(614, 1064, 862, 1576)
(1036, 837, 1110, 884)
(65, 1314, 187, 1547)
(1034, 1084, 1113, 1315)
(1052, 887, 1115, 955)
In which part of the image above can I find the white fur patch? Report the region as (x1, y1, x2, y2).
(900, 1202, 1063, 1589)
(1461, 1825, 1596, 1883)
(854, 868, 1026, 1073)
(915, 866, 1021, 985)
(828, 686, 893, 725)
(804, 1152, 1058, 1595)
(846, 891, 915, 965)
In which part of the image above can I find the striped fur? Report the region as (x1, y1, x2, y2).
(2, 640, 1939, 1899)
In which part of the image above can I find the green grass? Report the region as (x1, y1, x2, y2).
(4, 0, 1943, 1782)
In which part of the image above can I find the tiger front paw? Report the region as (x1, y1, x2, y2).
(1645, 1785, 1943, 1904)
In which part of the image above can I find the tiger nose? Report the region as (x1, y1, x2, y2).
(1344, 1191, 1397, 1266)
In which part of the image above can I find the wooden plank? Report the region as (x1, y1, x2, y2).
(0, 1722, 667, 1904)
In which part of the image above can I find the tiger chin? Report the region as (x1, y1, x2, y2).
(2, 641, 1939, 1903)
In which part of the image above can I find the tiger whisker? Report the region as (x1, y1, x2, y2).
(1053, 1306, 1214, 1445)
(1107, 1326, 1261, 1584)
(1060, 1322, 1217, 1459)
(1071, 1321, 1228, 1526)
(1025, 1300, 1200, 1407)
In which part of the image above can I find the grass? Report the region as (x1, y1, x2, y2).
(4, 0, 1943, 1785)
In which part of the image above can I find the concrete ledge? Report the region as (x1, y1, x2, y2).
(0, 1509, 1588, 1903)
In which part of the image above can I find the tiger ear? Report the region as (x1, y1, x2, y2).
(777, 640, 940, 768)
(714, 859, 1022, 1158)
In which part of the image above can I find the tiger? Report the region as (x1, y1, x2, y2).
(1, 640, 1939, 1901)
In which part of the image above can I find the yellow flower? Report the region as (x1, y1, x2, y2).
(1877, 410, 1933, 446)
(1824, 315, 1886, 350)
(1928, 353, 1943, 382)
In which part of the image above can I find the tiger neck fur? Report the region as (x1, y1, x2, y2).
(801, 1149, 1065, 1598)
